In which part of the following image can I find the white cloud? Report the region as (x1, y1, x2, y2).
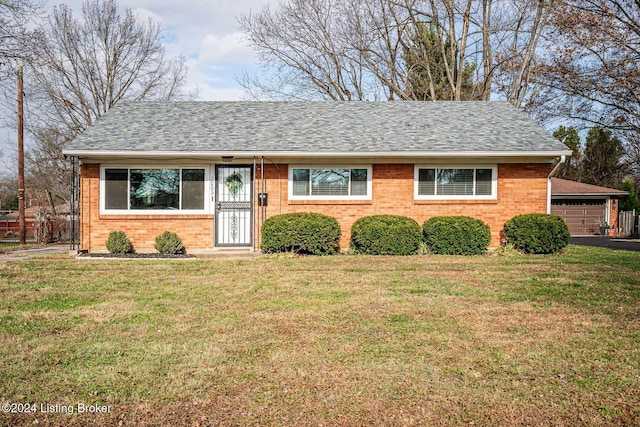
(122, 0, 276, 100)
(199, 32, 255, 65)
(196, 86, 247, 101)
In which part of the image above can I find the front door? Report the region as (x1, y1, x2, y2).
(215, 166, 253, 247)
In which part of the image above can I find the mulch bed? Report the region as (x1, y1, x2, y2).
(77, 252, 196, 259)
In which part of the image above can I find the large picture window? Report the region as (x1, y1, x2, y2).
(415, 166, 497, 199)
(290, 166, 371, 200)
(102, 167, 206, 212)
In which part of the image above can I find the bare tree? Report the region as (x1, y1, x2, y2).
(239, 0, 376, 100)
(22, 0, 195, 204)
(239, 0, 555, 105)
(532, 0, 639, 180)
(28, 0, 193, 138)
(0, 173, 18, 210)
(493, 0, 554, 108)
(534, 1, 639, 132)
(0, 0, 43, 163)
(0, 0, 43, 62)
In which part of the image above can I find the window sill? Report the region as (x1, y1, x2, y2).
(99, 214, 214, 220)
(414, 199, 498, 205)
(288, 199, 373, 205)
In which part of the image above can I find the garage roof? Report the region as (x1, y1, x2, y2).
(551, 178, 629, 197)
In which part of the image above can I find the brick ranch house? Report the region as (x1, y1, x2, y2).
(62, 101, 572, 253)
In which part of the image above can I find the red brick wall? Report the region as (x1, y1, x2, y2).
(80, 162, 552, 251)
(80, 164, 214, 251)
(610, 198, 620, 232)
(255, 163, 552, 249)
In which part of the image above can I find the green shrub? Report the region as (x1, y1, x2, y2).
(503, 213, 570, 254)
(261, 212, 341, 255)
(155, 231, 185, 254)
(350, 215, 422, 255)
(105, 231, 133, 254)
(422, 216, 491, 255)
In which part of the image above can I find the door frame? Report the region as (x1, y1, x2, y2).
(214, 164, 254, 247)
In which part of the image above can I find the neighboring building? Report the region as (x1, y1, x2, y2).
(62, 101, 571, 252)
(0, 204, 71, 242)
(0, 210, 36, 240)
(551, 178, 628, 236)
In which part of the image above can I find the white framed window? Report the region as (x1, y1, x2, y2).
(288, 166, 372, 200)
(100, 166, 210, 214)
(414, 165, 497, 200)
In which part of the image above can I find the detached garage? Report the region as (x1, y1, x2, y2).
(551, 178, 628, 236)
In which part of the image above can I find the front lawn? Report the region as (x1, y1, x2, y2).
(0, 246, 638, 426)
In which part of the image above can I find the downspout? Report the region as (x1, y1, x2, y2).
(547, 155, 566, 214)
(261, 156, 265, 249)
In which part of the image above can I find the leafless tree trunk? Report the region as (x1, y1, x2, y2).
(508, 0, 553, 108)
(481, 0, 494, 101)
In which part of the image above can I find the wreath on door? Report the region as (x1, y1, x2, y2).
(225, 172, 244, 196)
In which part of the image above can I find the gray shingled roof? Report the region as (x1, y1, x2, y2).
(63, 101, 570, 155)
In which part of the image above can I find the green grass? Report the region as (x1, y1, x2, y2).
(0, 245, 638, 426)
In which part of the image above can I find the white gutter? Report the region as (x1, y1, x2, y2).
(62, 149, 573, 158)
(547, 155, 566, 214)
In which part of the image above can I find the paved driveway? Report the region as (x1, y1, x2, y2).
(0, 246, 69, 263)
(571, 237, 640, 252)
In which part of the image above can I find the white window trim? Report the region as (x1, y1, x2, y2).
(414, 165, 498, 200)
(288, 165, 373, 201)
(100, 165, 211, 215)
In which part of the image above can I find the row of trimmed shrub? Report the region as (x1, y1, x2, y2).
(106, 230, 185, 254)
(262, 212, 570, 256)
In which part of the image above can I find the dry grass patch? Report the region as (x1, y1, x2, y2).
(0, 246, 638, 426)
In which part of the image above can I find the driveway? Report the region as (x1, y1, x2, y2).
(571, 237, 640, 252)
(0, 246, 69, 263)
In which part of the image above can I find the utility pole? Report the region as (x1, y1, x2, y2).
(17, 66, 26, 245)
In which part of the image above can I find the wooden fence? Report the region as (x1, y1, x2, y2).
(618, 210, 638, 237)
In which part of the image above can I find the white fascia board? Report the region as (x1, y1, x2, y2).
(63, 149, 573, 158)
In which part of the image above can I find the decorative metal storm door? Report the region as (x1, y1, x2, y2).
(215, 166, 253, 247)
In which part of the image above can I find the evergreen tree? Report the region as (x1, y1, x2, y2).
(581, 127, 627, 188)
(553, 126, 582, 180)
(403, 22, 480, 101)
(619, 178, 640, 212)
